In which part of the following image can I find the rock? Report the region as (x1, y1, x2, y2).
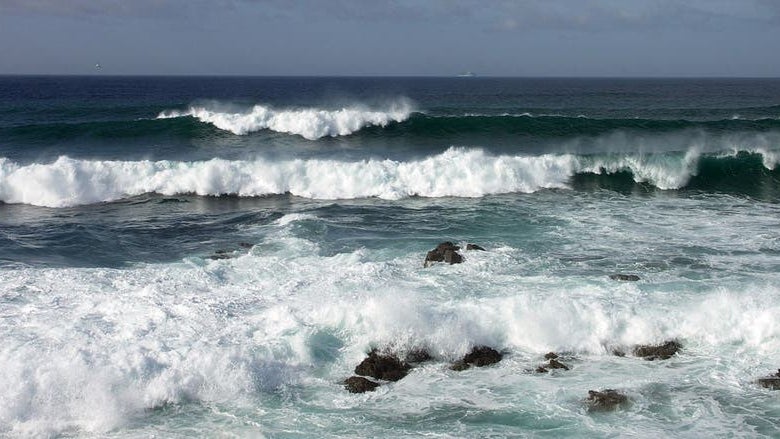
(544, 352, 559, 360)
(757, 369, 780, 390)
(536, 358, 570, 373)
(466, 243, 486, 251)
(609, 274, 640, 282)
(354, 349, 411, 382)
(344, 376, 380, 393)
(238, 242, 253, 248)
(450, 360, 470, 371)
(459, 346, 502, 368)
(208, 249, 233, 260)
(633, 340, 682, 360)
(424, 242, 464, 267)
(612, 349, 626, 357)
(405, 348, 433, 364)
(587, 389, 629, 412)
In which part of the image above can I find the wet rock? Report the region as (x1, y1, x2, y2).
(544, 352, 559, 360)
(466, 243, 486, 251)
(536, 358, 570, 373)
(587, 389, 629, 412)
(405, 348, 433, 364)
(354, 349, 411, 382)
(451, 346, 502, 370)
(757, 369, 780, 390)
(633, 340, 682, 360)
(609, 274, 640, 282)
(450, 360, 470, 371)
(238, 242, 253, 249)
(344, 376, 380, 393)
(208, 249, 233, 260)
(612, 349, 626, 357)
(424, 242, 464, 267)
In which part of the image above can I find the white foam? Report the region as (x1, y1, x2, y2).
(2, 147, 778, 207)
(157, 100, 413, 139)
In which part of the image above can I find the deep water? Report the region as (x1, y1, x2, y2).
(1, 76, 780, 438)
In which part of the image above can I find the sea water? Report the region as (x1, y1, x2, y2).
(1, 77, 779, 437)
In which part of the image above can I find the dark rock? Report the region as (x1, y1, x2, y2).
(344, 376, 380, 393)
(424, 242, 464, 267)
(462, 346, 502, 367)
(757, 369, 780, 390)
(450, 360, 470, 371)
(609, 274, 641, 282)
(208, 250, 233, 260)
(466, 244, 486, 251)
(633, 340, 682, 360)
(612, 349, 626, 357)
(354, 349, 411, 382)
(443, 249, 463, 264)
(238, 242, 253, 248)
(587, 389, 629, 412)
(405, 349, 433, 364)
(544, 352, 559, 360)
(536, 358, 570, 373)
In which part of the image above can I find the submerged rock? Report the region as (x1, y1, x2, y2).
(424, 242, 464, 267)
(344, 376, 380, 393)
(354, 349, 411, 382)
(466, 243, 486, 251)
(587, 389, 629, 412)
(609, 274, 641, 282)
(536, 358, 570, 373)
(633, 340, 682, 360)
(451, 346, 502, 370)
(757, 369, 780, 390)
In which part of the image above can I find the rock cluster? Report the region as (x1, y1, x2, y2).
(344, 345, 503, 393)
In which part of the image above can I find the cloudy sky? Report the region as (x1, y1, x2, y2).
(0, 0, 778, 76)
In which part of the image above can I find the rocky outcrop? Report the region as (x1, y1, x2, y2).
(344, 376, 380, 393)
(633, 340, 681, 360)
(609, 274, 640, 282)
(466, 243, 486, 251)
(757, 370, 780, 390)
(354, 349, 411, 382)
(586, 389, 628, 412)
(424, 242, 464, 267)
(451, 346, 502, 371)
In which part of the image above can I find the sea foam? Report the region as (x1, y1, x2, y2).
(157, 100, 413, 139)
(1, 147, 778, 207)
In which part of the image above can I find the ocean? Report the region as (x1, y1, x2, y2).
(1, 76, 779, 437)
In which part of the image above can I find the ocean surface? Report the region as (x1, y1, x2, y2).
(1, 76, 779, 438)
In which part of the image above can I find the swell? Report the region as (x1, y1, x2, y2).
(0, 117, 219, 144)
(4, 111, 779, 144)
(1, 148, 778, 207)
(359, 114, 780, 140)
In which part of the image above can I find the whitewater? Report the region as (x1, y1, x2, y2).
(2, 76, 780, 438)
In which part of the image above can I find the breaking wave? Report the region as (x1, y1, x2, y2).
(157, 100, 414, 140)
(1, 148, 778, 207)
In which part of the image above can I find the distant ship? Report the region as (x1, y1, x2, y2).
(457, 71, 476, 77)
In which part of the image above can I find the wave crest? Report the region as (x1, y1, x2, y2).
(157, 100, 414, 139)
(1, 148, 778, 207)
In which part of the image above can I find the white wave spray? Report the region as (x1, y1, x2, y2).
(1, 147, 779, 207)
(157, 100, 414, 139)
